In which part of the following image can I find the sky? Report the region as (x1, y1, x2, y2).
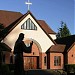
(0, 0, 74, 35)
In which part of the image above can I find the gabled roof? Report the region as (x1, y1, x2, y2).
(0, 10, 23, 27)
(0, 10, 56, 44)
(67, 42, 75, 52)
(0, 43, 11, 52)
(0, 10, 56, 34)
(55, 35, 75, 52)
(46, 44, 66, 53)
(38, 20, 56, 34)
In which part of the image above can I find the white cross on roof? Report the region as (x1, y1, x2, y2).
(25, 0, 32, 10)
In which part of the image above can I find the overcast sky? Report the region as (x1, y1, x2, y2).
(0, 0, 74, 34)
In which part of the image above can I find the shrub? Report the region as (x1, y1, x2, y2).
(62, 71, 67, 75)
(7, 64, 14, 71)
(0, 64, 10, 75)
(57, 70, 67, 75)
(47, 70, 61, 75)
(65, 64, 75, 73)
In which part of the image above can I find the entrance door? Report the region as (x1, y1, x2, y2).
(24, 57, 39, 69)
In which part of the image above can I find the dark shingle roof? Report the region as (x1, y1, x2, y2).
(55, 35, 75, 52)
(0, 10, 23, 27)
(0, 10, 56, 44)
(38, 20, 56, 34)
(0, 10, 56, 34)
(67, 42, 75, 52)
(46, 44, 66, 53)
(0, 43, 11, 52)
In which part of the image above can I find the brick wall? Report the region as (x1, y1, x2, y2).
(39, 52, 47, 69)
(5, 52, 10, 64)
(49, 53, 64, 69)
(68, 45, 75, 64)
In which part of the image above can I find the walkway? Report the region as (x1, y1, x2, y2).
(24, 69, 60, 75)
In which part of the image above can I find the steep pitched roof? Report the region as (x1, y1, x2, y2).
(0, 10, 56, 34)
(38, 20, 56, 34)
(0, 10, 56, 44)
(46, 44, 66, 53)
(55, 35, 75, 52)
(0, 10, 23, 27)
(67, 42, 75, 52)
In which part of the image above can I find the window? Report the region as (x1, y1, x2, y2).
(2, 54, 5, 63)
(44, 56, 47, 66)
(21, 18, 37, 30)
(10, 55, 13, 64)
(54, 56, 61, 66)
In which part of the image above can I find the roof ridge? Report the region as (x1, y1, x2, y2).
(0, 11, 56, 44)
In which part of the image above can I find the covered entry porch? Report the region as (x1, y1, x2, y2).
(23, 39, 47, 69)
(23, 39, 41, 69)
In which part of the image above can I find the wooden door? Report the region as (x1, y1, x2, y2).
(24, 57, 38, 69)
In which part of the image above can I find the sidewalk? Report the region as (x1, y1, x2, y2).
(24, 69, 60, 75)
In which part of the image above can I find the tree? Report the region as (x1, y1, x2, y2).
(56, 21, 71, 38)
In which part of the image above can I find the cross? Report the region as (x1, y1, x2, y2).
(25, 0, 32, 10)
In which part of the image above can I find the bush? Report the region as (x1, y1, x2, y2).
(57, 70, 67, 75)
(47, 70, 61, 75)
(62, 71, 67, 75)
(7, 64, 14, 71)
(65, 64, 75, 73)
(0, 64, 10, 75)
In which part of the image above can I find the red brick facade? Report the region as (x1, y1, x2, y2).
(23, 42, 47, 69)
(0, 10, 74, 70)
(4, 42, 75, 70)
(68, 45, 75, 64)
(47, 53, 64, 69)
(5, 52, 10, 64)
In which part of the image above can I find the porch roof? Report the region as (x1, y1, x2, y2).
(55, 35, 75, 52)
(0, 43, 11, 52)
(46, 44, 66, 53)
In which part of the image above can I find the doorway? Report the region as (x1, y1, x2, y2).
(24, 56, 39, 69)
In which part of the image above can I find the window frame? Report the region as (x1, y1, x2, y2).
(54, 56, 61, 66)
(44, 56, 47, 66)
(10, 55, 13, 64)
(21, 18, 37, 30)
(2, 53, 5, 63)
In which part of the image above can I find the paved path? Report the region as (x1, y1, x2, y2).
(24, 69, 58, 75)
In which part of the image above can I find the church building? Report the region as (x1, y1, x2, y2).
(0, 10, 75, 70)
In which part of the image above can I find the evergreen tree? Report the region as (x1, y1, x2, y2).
(56, 21, 71, 38)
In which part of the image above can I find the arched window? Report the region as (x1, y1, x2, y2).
(21, 18, 37, 30)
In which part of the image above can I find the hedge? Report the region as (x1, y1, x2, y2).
(7, 64, 15, 71)
(0, 64, 10, 75)
(65, 64, 75, 73)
